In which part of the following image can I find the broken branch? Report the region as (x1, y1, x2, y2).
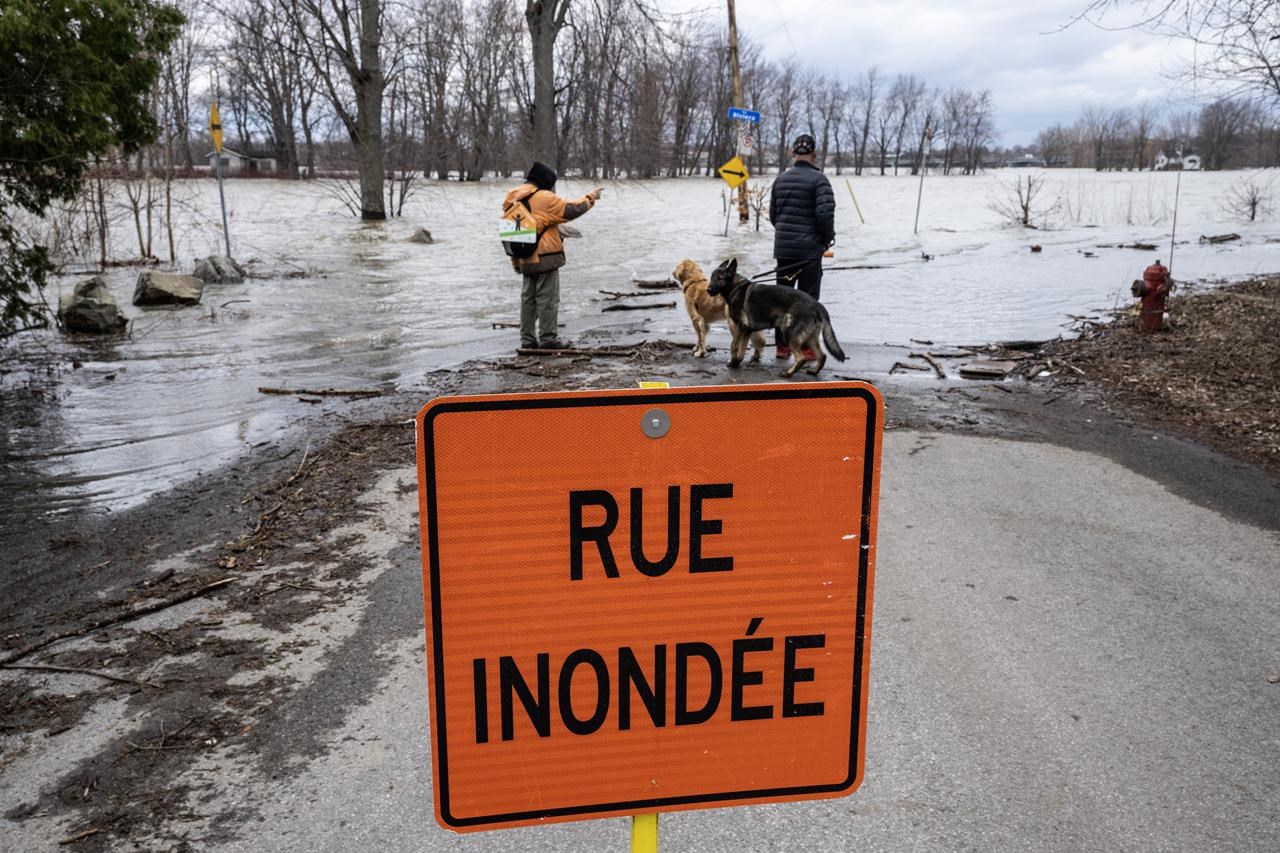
(1, 663, 161, 689)
(0, 578, 237, 667)
(909, 351, 947, 378)
(257, 387, 384, 398)
(601, 302, 676, 312)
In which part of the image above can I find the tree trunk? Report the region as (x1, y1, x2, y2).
(526, 1, 567, 169)
(356, 0, 386, 219)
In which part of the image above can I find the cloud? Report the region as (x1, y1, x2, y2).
(686, 0, 1205, 144)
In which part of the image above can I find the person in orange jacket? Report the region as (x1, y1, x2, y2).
(502, 161, 602, 350)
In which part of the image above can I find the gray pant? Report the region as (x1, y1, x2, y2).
(520, 269, 560, 347)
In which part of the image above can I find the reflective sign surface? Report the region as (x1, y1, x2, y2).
(415, 382, 883, 831)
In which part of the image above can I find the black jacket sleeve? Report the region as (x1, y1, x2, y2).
(815, 176, 835, 246)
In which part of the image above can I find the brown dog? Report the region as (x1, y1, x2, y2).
(671, 258, 764, 360)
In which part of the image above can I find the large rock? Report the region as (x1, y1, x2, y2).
(559, 224, 582, 238)
(193, 255, 245, 284)
(408, 228, 434, 244)
(58, 276, 127, 334)
(133, 271, 203, 306)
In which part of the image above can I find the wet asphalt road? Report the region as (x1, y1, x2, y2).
(205, 427, 1280, 853)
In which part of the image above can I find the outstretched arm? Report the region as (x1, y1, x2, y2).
(562, 187, 603, 221)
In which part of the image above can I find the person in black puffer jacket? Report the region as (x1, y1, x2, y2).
(768, 133, 835, 359)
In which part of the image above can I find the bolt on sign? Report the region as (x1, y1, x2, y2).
(415, 382, 883, 832)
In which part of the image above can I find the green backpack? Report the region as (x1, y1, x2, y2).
(500, 190, 543, 259)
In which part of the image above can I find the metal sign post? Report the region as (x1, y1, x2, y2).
(913, 126, 933, 236)
(209, 103, 232, 258)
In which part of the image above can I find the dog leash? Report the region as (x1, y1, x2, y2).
(749, 257, 821, 283)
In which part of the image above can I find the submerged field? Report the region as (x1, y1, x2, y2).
(2, 169, 1278, 528)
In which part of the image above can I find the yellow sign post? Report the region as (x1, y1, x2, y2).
(210, 103, 224, 154)
(209, 103, 231, 258)
(717, 155, 750, 190)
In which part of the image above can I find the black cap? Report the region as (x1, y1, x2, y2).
(525, 161, 557, 190)
(792, 134, 816, 156)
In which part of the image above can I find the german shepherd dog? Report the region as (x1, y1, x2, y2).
(707, 258, 847, 377)
(672, 258, 765, 360)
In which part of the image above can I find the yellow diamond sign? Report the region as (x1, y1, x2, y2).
(210, 103, 224, 154)
(718, 155, 749, 189)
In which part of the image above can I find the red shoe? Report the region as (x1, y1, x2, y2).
(802, 348, 817, 361)
(775, 345, 791, 360)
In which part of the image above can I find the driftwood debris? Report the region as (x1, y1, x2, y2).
(516, 346, 640, 357)
(1098, 242, 1158, 251)
(602, 302, 676, 312)
(909, 351, 946, 379)
(1200, 233, 1241, 245)
(58, 828, 101, 846)
(889, 361, 931, 374)
(598, 290, 661, 300)
(958, 360, 1019, 379)
(1, 662, 161, 689)
(258, 387, 384, 398)
(632, 278, 679, 289)
(0, 577, 237, 667)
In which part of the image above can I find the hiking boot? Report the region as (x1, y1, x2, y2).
(539, 339, 569, 350)
(775, 345, 792, 360)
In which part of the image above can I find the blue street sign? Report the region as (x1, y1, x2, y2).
(727, 107, 762, 124)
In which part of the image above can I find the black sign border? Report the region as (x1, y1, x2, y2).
(418, 384, 881, 829)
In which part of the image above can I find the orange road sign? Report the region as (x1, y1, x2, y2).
(718, 155, 750, 189)
(210, 103, 224, 155)
(415, 382, 883, 832)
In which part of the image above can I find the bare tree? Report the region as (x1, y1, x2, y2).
(1198, 97, 1251, 169)
(526, 0, 570, 168)
(1130, 101, 1160, 169)
(408, 0, 462, 179)
(288, 0, 389, 219)
(852, 66, 879, 176)
(162, 2, 208, 172)
(910, 89, 939, 175)
(455, 0, 520, 179)
(227, 0, 313, 177)
(772, 60, 799, 171)
(1078, 1, 1280, 102)
(888, 74, 924, 175)
(1224, 174, 1271, 220)
(871, 86, 897, 175)
(990, 173, 1052, 227)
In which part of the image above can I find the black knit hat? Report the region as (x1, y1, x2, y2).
(792, 134, 816, 156)
(525, 161, 557, 190)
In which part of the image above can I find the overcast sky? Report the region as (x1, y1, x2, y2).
(671, 0, 1205, 146)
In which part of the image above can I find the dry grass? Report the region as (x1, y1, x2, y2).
(1043, 277, 1280, 472)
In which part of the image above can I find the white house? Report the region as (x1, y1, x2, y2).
(1153, 150, 1202, 171)
(206, 147, 279, 175)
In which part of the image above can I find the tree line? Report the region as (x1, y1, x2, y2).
(161, 0, 997, 191)
(1033, 98, 1280, 171)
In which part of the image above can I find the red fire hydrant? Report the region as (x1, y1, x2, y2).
(1131, 260, 1172, 331)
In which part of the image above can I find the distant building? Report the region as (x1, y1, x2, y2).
(1006, 154, 1045, 168)
(206, 147, 280, 175)
(1153, 150, 1201, 171)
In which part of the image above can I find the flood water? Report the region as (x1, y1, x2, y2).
(2, 169, 1277, 532)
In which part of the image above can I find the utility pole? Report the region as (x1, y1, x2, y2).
(726, 0, 749, 222)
